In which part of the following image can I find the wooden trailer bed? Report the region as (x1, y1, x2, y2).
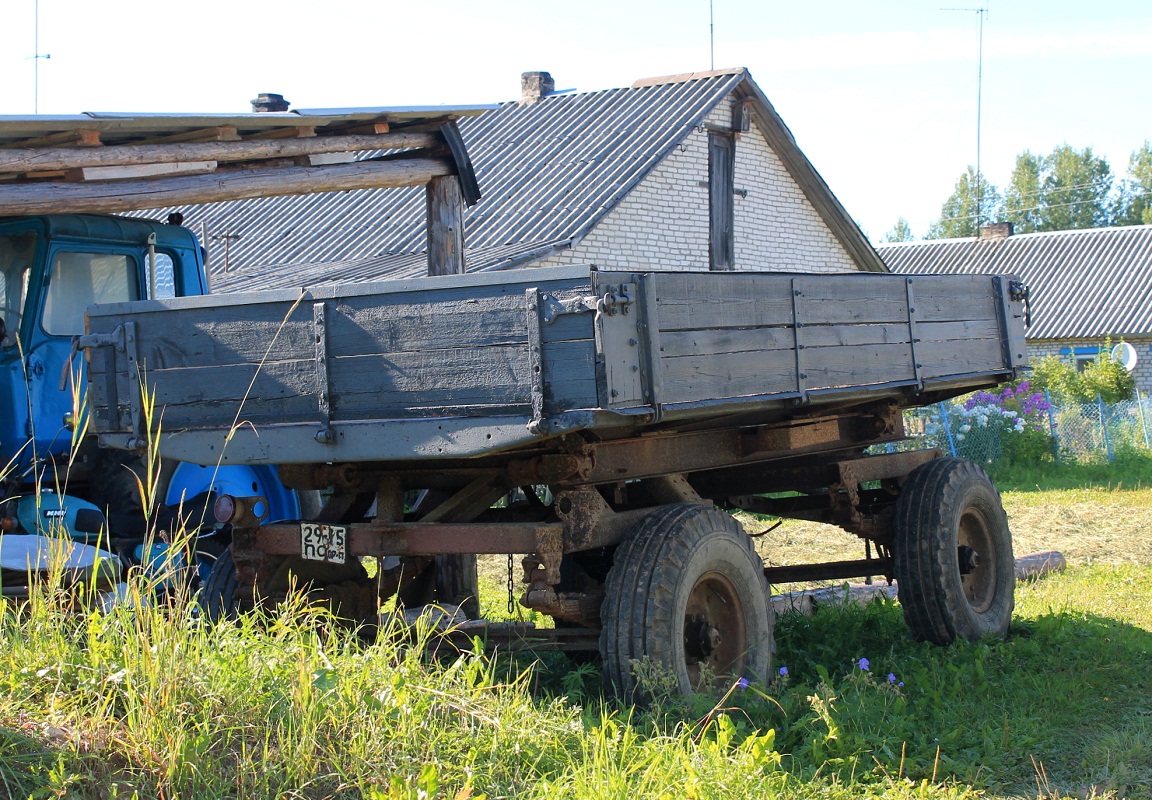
(83, 265, 1028, 466)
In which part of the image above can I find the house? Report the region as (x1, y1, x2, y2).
(133, 68, 887, 291)
(877, 223, 1152, 393)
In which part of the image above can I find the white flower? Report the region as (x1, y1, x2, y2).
(960, 424, 972, 433)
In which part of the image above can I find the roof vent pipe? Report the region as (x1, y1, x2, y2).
(251, 93, 290, 113)
(520, 72, 554, 104)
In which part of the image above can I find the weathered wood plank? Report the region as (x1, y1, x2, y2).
(64, 161, 218, 182)
(660, 348, 798, 404)
(655, 273, 794, 330)
(328, 345, 531, 411)
(917, 337, 1006, 377)
(801, 343, 915, 387)
(0, 132, 438, 174)
(1, 157, 454, 216)
(910, 276, 998, 322)
(542, 340, 599, 414)
(660, 326, 796, 358)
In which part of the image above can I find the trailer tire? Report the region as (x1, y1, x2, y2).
(600, 504, 772, 703)
(893, 457, 1014, 645)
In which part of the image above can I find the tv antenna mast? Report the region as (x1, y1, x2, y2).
(32, 0, 51, 113)
(943, 5, 988, 233)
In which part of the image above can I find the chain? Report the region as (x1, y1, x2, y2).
(506, 553, 515, 616)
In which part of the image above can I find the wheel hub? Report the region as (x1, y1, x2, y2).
(684, 615, 722, 659)
(957, 545, 981, 575)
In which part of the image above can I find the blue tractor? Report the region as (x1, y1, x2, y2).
(0, 213, 306, 595)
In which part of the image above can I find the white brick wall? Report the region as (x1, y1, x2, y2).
(532, 96, 860, 274)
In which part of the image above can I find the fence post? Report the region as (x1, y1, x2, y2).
(1045, 389, 1060, 462)
(939, 401, 958, 457)
(1139, 390, 1151, 450)
(1097, 393, 1114, 462)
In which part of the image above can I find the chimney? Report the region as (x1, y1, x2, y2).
(251, 92, 290, 113)
(980, 222, 1014, 240)
(520, 71, 554, 104)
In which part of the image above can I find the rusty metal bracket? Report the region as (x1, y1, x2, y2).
(313, 301, 335, 444)
(904, 277, 924, 392)
(791, 279, 808, 404)
(525, 288, 546, 435)
(540, 292, 598, 324)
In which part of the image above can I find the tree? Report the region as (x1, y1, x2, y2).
(881, 217, 914, 243)
(1006, 145, 1112, 232)
(1115, 141, 1152, 226)
(1004, 151, 1044, 233)
(1041, 144, 1112, 231)
(924, 167, 1003, 240)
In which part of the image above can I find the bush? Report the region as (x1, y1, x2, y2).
(1030, 338, 1137, 404)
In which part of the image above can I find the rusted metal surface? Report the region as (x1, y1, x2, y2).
(581, 405, 904, 486)
(243, 519, 561, 557)
(762, 557, 893, 585)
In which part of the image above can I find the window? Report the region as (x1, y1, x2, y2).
(0, 232, 35, 347)
(43, 252, 139, 336)
(1060, 346, 1100, 373)
(708, 131, 735, 270)
(150, 252, 177, 299)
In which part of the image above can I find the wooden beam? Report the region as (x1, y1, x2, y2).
(426, 174, 465, 276)
(337, 122, 391, 135)
(0, 132, 438, 174)
(0, 157, 454, 216)
(247, 126, 316, 140)
(135, 126, 242, 145)
(0, 128, 102, 149)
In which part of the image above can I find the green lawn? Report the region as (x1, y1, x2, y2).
(2, 462, 1150, 799)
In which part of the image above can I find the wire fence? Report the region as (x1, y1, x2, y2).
(896, 391, 1152, 465)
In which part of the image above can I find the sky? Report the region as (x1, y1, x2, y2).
(1, 0, 1150, 242)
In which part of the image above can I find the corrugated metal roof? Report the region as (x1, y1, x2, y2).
(0, 105, 492, 147)
(878, 225, 1152, 340)
(129, 72, 747, 286)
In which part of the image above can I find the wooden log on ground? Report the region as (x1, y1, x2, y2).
(1014, 550, 1067, 581)
(0, 132, 438, 174)
(0, 157, 454, 216)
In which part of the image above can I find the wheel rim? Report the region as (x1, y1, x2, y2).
(683, 571, 747, 689)
(958, 507, 996, 613)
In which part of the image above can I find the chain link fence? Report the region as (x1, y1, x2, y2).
(893, 391, 1152, 464)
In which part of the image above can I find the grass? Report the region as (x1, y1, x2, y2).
(2, 459, 1151, 799)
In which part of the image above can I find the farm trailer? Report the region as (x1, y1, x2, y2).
(83, 263, 1029, 699)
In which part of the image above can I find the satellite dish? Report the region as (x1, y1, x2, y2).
(1111, 342, 1138, 372)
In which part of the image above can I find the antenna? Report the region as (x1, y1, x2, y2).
(943, 5, 988, 232)
(32, 0, 52, 113)
(709, 0, 715, 70)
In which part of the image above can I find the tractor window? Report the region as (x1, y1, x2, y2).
(0, 232, 36, 348)
(42, 252, 139, 336)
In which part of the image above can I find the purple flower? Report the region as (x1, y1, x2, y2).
(778, 666, 788, 677)
(857, 658, 870, 671)
(888, 673, 897, 683)
(735, 677, 750, 690)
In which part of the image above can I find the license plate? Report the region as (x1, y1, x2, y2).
(300, 523, 347, 564)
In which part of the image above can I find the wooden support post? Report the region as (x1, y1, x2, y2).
(426, 174, 465, 276)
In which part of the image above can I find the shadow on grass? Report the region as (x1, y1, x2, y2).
(544, 593, 1152, 798)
